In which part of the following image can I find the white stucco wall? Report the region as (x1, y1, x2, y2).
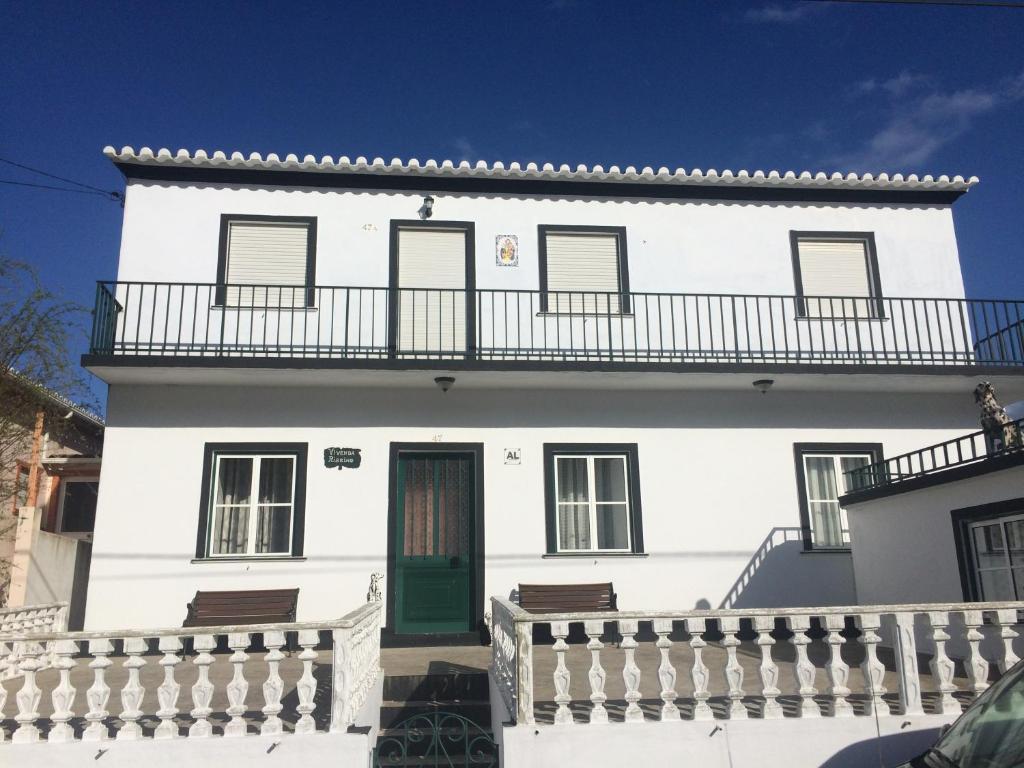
(847, 465, 1024, 605)
(114, 181, 966, 300)
(84, 384, 979, 630)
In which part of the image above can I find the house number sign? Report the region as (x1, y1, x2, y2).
(324, 447, 362, 469)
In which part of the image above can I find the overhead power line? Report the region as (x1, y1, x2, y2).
(0, 156, 124, 204)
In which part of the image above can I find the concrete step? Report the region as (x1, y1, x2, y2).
(379, 700, 491, 730)
(382, 672, 489, 702)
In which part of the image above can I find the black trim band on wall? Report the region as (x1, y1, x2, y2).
(115, 163, 969, 205)
(792, 442, 883, 552)
(542, 443, 644, 555)
(951, 497, 1024, 601)
(216, 215, 318, 307)
(385, 442, 486, 636)
(537, 225, 631, 313)
(387, 220, 476, 355)
(195, 442, 309, 559)
(789, 231, 885, 319)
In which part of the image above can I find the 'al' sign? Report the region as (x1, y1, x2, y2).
(324, 447, 362, 469)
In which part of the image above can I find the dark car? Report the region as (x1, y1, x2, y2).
(901, 659, 1024, 767)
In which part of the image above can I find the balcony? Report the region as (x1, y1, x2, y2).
(84, 281, 1024, 382)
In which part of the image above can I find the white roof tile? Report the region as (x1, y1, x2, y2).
(103, 146, 979, 192)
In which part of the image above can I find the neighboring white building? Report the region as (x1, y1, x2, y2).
(81, 147, 1024, 634)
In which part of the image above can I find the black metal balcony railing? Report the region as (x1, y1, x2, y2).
(89, 281, 1024, 369)
(845, 418, 1024, 494)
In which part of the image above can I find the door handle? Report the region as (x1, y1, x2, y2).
(449, 556, 460, 569)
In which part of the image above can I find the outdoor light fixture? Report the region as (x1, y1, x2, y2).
(418, 195, 434, 220)
(434, 376, 455, 393)
(753, 379, 774, 395)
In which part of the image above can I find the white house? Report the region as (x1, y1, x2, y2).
(80, 147, 1024, 638)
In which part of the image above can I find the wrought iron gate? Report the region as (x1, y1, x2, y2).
(374, 710, 498, 767)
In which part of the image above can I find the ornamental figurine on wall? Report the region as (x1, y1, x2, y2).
(974, 381, 1022, 451)
(496, 235, 518, 267)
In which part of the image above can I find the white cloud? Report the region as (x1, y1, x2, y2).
(743, 3, 825, 23)
(827, 71, 1024, 171)
(452, 137, 477, 161)
(853, 71, 931, 98)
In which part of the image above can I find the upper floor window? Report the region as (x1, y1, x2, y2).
(794, 443, 882, 550)
(544, 443, 644, 554)
(196, 443, 308, 559)
(217, 215, 317, 308)
(790, 232, 883, 319)
(538, 226, 630, 314)
(56, 479, 99, 539)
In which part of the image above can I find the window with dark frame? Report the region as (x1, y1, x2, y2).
(57, 480, 99, 535)
(216, 215, 317, 308)
(196, 443, 308, 559)
(793, 443, 882, 550)
(543, 443, 644, 554)
(790, 232, 884, 319)
(953, 500, 1024, 602)
(538, 226, 630, 314)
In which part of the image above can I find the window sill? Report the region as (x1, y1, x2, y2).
(800, 548, 851, 555)
(542, 552, 648, 559)
(191, 556, 307, 564)
(535, 312, 635, 318)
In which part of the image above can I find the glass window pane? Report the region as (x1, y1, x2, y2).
(973, 524, 1007, 570)
(838, 455, 870, 494)
(978, 568, 1015, 601)
(804, 456, 838, 501)
(558, 504, 591, 550)
(556, 458, 589, 503)
(259, 457, 294, 504)
(210, 506, 249, 554)
(1007, 520, 1024, 567)
(596, 504, 630, 550)
(60, 481, 98, 533)
(810, 501, 844, 548)
(594, 457, 627, 502)
(216, 457, 252, 506)
(255, 505, 291, 554)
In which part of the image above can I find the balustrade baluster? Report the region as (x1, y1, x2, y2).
(262, 630, 287, 735)
(994, 609, 1021, 673)
(12, 641, 44, 743)
(619, 619, 644, 722)
(721, 617, 747, 719)
(653, 618, 679, 721)
(295, 629, 320, 734)
(550, 621, 573, 725)
(117, 637, 149, 740)
(686, 617, 713, 721)
(963, 611, 989, 696)
(855, 613, 889, 716)
(824, 615, 854, 717)
(225, 633, 250, 737)
(83, 638, 114, 741)
(786, 615, 821, 718)
(515, 621, 535, 725)
(46, 638, 78, 743)
(155, 635, 182, 739)
(927, 612, 960, 715)
(583, 620, 608, 724)
(753, 616, 782, 719)
(189, 634, 217, 737)
(893, 613, 925, 715)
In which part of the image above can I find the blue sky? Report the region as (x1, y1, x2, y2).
(3, 0, 1024, 406)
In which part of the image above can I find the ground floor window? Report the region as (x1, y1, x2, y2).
(196, 443, 307, 558)
(793, 443, 882, 550)
(953, 500, 1024, 601)
(543, 443, 643, 554)
(57, 479, 99, 537)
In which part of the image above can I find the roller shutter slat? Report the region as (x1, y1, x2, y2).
(224, 221, 311, 307)
(545, 233, 622, 313)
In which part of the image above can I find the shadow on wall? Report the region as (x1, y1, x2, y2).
(721, 527, 856, 609)
(819, 726, 944, 768)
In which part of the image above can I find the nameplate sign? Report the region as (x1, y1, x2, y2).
(324, 447, 362, 469)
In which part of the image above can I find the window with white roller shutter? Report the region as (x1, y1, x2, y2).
(218, 216, 316, 307)
(792, 234, 883, 318)
(540, 227, 629, 314)
(395, 225, 470, 353)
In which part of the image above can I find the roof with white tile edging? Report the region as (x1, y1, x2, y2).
(103, 145, 979, 193)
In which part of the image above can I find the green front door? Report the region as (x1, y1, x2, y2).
(394, 452, 475, 634)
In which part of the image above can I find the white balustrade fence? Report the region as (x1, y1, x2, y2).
(0, 601, 381, 745)
(0, 603, 69, 682)
(491, 598, 1024, 725)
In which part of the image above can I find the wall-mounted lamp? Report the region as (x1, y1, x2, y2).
(434, 376, 455, 393)
(753, 379, 774, 395)
(418, 195, 435, 220)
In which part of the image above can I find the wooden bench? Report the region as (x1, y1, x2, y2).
(517, 582, 617, 614)
(183, 588, 299, 627)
